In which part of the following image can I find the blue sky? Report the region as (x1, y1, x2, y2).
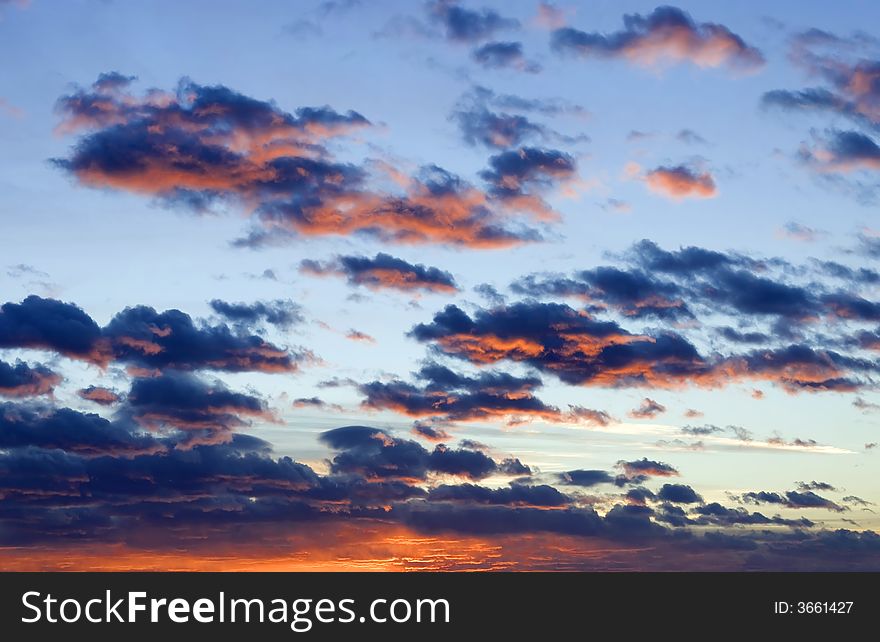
(1, 1, 879, 569)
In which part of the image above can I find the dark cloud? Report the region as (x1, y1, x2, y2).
(450, 87, 589, 151)
(629, 239, 733, 274)
(0, 391, 871, 568)
(472, 41, 540, 73)
(473, 283, 506, 306)
(618, 458, 679, 478)
(693, 503, 813, 528)
(124, 372, 275, 446)
(676, 128, 708, 144)
(466, 85, 589, 118)
(796, 480, 838, 492)
(411, 422, 451, 442)
(209, 299, 304, 329)
(410, 301, 720, 388)
(657, 483, 703, 504)
(319, 425, 507, 481)
(681, 424, 723, 436)
(0, 401, 163, 456)
(625, 487, 656, 505)
(77, 386, 122, 406)
(738, 344, 877, 392)
(0, 296, 303, 373)
(566, 406, 614, 426)
(0, 359, 61, 397)
(480, 147, 577, 217)
(512, 266, 691, 320)
(92, 71, 136, 92)
(741, 489, 846, 512)
(763, 30, 880, 130)
(550, 6, 764, 71)
(427, 0, 519, 43)
(0, 295, 104, 360)
(427, 483, 568, 507)
(624, 239, 880, 328)
(412, 240, 880, 392)
(779, 221, 822, 242)
(784, 490, 847, 512)
(55, 76, 547, 249)
(345, 329, 375, 343)
(628, 398, 666, 419)
(300, 252, 458, 294)
(558, 469, 616, 487)
(717, 327, 770, 344)
(799, 129, 880, 173)
(358, 362, 568, 425)
(643, 164, 717, 199)
(453, 104, 546, 150)
(399, 503, 608, 538)
(816, 260, 880, 284)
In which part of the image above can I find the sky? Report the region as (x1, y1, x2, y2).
(0, 0, 879, 571)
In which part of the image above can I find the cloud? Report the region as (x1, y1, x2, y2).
(124, 372, 276, 446)
(676, 128, 708, 145)
(533, 2, 569, 30)
(762, 30, 880, 129)
(0, 390, 873, 569)
(567, 406, 614, 426)
(427, 0, 519, 43)
(358, 362, 577, 425)
(681, 424, 723, 436)
(0, 359, 61, 397)
(853, 396, 880, 412)
(617, 457, 679, 479)
(742, 489, 847, 512)
(451, 87, 589, 151)
(454, 105, 546, 149)
(77, 386, 123, 406)
(427, 483, 568, 507)
(209, 299, 304, 329)
(778, 221, 823, 242)
(717, 327, 770, 344)
(466, 85, 590, 118)
(643, 164, 717, 199)
(799, 129, 880, 173)
(472, 41, 541, 73)
(412, 241, 880, 392)
(558, 469, 618, 487)
(692, 503, 813, 528)
(512, 266, 692, 319)
(796, 480, 838, 492)
(0, 296, 304, 373)
(0, 401, 163, 456)
(412, 422, 451, 442)
(319, 425, 514, 481)
(55, 76, 548, 249)
(628, 397, 666, 419)
(300, 252, 458, 294)
(657, 483, 702, 503)
(473, 283, 506, 306)
(292, 396, 343, 412)
(625, 487, 656, 505)
(345, 329, 376, 343)
(409, 301, 720, 389)
(550, 6, 764, 71)
(480, 147, 578, 219)
(599, 198, 632, 213)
